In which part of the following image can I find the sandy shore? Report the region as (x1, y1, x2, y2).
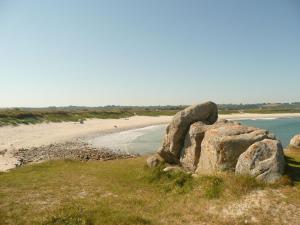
(1, 113, 300, 171)
(0, 116, 171, 171)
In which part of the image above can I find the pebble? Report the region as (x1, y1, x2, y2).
(13, 141, 137, 166)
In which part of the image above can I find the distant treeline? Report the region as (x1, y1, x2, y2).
(0, 102, 300, 126)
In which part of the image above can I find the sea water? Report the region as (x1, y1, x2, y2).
(240, 117, 300, 147)
(88, 117, 300, 154)
(88, 125, 167, 155)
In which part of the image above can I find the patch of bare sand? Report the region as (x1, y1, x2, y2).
(209, 188, 300, 224)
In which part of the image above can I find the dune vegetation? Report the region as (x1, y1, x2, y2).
(0, 107, 178, 127)
(1, 103, 300, 127)
(0, 151, 299, 225)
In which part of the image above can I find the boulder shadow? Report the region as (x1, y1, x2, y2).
(284, 155, 300, 183)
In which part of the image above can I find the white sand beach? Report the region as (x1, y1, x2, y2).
(0, 116, 171, 171)
(1, 113, 300, 171)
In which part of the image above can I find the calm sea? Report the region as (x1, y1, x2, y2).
(88, 117, 300, 155)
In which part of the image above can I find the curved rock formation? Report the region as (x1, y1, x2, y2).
(158, 101, 218, 164)
(148, 101, 285, 183)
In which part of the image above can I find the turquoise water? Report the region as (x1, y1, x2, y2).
(240, 118, 300, 147)
(89, 118, 300, 154)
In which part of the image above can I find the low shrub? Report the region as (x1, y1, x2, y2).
(146, 165, 194, 194)
(198, 176, 224, 199)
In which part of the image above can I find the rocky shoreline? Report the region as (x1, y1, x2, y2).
(13, 141, 138, 167)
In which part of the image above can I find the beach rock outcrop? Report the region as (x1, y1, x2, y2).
(14, 142, 137, 166)
(196, 123, 276, 174)
(158, 101, 218, 164)
(290, 134, 300, 148)
(236, 139, 285, 183)
(147, 101, 285, 183)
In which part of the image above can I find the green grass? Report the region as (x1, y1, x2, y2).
(1, 156, 299, 225)
(146, 163, 195, 194)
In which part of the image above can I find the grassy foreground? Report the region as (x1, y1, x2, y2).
(0, 155, 300, 225)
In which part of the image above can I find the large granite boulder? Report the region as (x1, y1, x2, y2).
(158, 101, 218, 164)
(290, 134, 300, 148)
(196, 122, 276, 174)
(180, 120, 229, 172)
(180, 121, 209, 172)
(236, 139, 285, 183)
(147, 101, 285, 184)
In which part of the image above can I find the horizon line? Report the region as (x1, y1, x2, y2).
(1, 102, 300, 109)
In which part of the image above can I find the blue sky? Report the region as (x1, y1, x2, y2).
(0, 0, 299, 107)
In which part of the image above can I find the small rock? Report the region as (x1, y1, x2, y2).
(290, 134, 300, 148)
(163, 166, 182, 172)
(146, 154, 163, 168)
(0, 149, 7, 156)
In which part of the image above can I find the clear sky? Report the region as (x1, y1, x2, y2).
(0, 0, 299, 107)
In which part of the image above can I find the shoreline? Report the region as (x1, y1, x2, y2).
(0, 116, 171, 171)
(1, 113, 300, 171)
